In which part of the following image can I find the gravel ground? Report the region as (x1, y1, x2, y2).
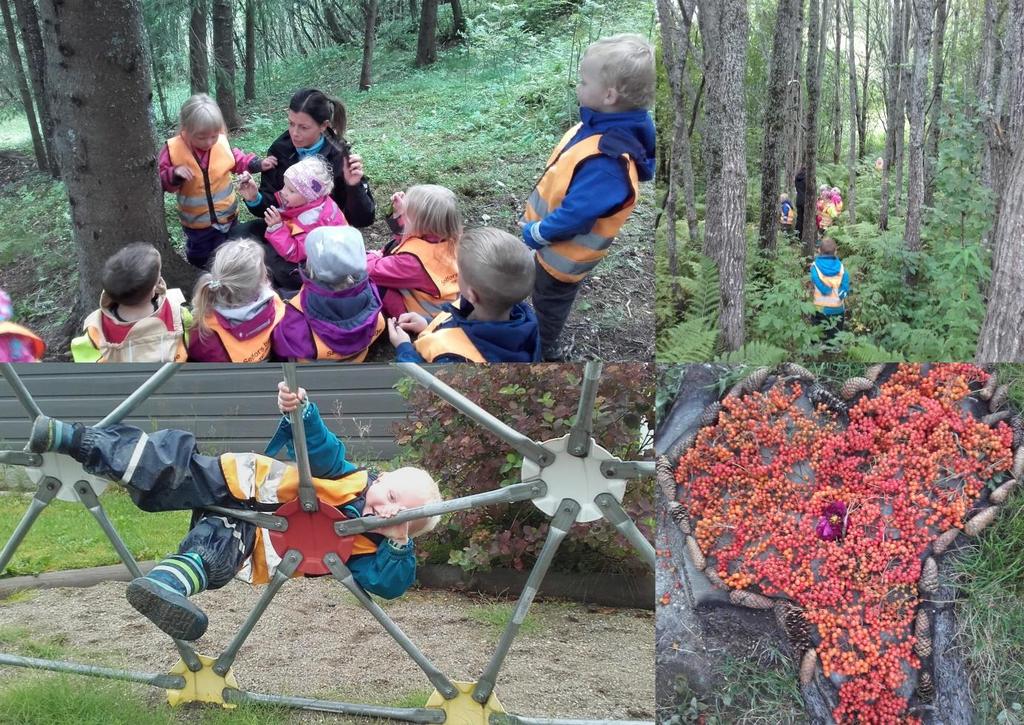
(0, 579, 653, 723)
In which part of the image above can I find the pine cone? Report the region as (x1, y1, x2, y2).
(978, 375, 998, 401)
(917, 671, 935, 703)
(964, 506, 1000, 536)
(932, 527, 960, 555)
(864, 364, 886, 383)
(1011, 415, 1024, 449)
(1014, 447, 1024, 479)
(742, 366, 771, 394)
(685, 535, 706, 570)
(913, 610, 932, 659)
(919, 557, 939, 595)
(989, 384, 1009, 412)
(656, 456, 676, 502)
(809, 385, 848, 417)
(990, 479, 1017, 505)
(799, 648, 818, 686)
(699, 401, 722, 428)
(840, 377, 874, 399)
(668, 502, 691, 534)
(782, 363, 815, 381)
(779, 602, 814, 653)
(729, 589, 774, 610)
(982, 410, 1012, 426)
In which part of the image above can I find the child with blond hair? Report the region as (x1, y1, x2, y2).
(810, 237, 849, 342)
(187, 238, 285, 362)
(366, 184, 461, 321)
(388, 227, 540, 363)
(160, 94, 277, 268)
(520, 34, 656, 361)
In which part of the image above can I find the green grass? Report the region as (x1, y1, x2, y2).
(0, 625, 72, 660)
(0, 113, 30, 149)
(0, 487, 189, 576)
(465, 600, 538, 636)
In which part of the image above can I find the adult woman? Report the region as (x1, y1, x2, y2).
(235, 88, 376, 290)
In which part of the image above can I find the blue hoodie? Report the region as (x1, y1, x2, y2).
(523, 107, 656, 248)
(810, 255, 850, 315)
(396, 299, 542, 363)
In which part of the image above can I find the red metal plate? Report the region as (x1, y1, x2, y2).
(268, 499, 356, 575)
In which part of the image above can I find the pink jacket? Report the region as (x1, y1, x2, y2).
(265, 194, 347, 263)
(157, 142, 259, 192)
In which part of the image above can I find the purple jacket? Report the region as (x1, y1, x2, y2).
(187, 296, 283, 362)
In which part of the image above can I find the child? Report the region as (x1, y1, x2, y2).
(187, 238, 286, 362)
(239, 155, 345, 291)
(272, 226, 385, 362)
(519, 34, 656, 361)
(810, 237, 849, 342)
(71, 243, 191, 363)
(27, 382, 441, 641)
(388, 227, 540, 363)
(816, 185, 838, 234)
(0, 289, 44, 362)
(779, 193, 796, 235)
(366, 184, 461, 321)
(160, 94, 277, 269)
(830, 187, 844, 216)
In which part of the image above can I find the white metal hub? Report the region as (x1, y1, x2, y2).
(26, 453, 108, 502)
(521, 435, 627, 523)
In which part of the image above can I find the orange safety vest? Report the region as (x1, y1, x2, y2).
(812, 261, 846, 311)
(83, 285, 188, 363)
(413, 307, 486, 363)
(391, 236, 459, 319)
(220, 453, 378, 585)
(204, 296, 287, 363)
(521, 124, 641, 283)
(286, 294, 385, 362)
(166, 134, 239, 229)
(0, 322, 45, 360)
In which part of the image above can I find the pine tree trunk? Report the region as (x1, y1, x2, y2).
(244, 0, 256, 100)
(879, 0, 904, 231)
(903, 0, 933, 254)
(212, 0, 241, 128)
(415, 0, 438, 67)
(449, 0, 466, 41)
(845, 0, 858, 223)
(189, 0, 209, 94)
(923, 0, 947, 206)
(37, 0, 196, 325)
(801, 0, 824, 256)
(148, 35, 170, 127)
(12, 0, 56, 177)
(1, 0, 46, 172)
(359, 0, 378, 90)
(832, 0, 842, 166)
(758, 0, 801, 252)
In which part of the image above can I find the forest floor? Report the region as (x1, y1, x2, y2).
(0, 0, 655, 362)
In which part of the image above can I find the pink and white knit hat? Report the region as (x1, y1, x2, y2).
(283, 156, 334, 203)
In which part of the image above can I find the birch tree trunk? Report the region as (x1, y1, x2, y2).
(212, 0, 241, 128)
(923, 0, 947, 206)
(858, 0, 871, 160)
(879, 0, 904, 231)
(894, 2, 910, 208)
(845, 0, 858, 223)
(832, 0, 842, 166)
(903, 0, 933, 254)
(189, 0, 209, 94)
(801, 0, 825, 255)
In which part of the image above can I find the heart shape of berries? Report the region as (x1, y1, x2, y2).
(672, 364, 1014, 723)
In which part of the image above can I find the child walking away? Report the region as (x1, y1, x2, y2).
(520, 34, 656, 361)
(27, 382, 442, 641)
(272, 227, 385, 362)
(779, 193, 796, 235)
(366, 184, 461, 321)
(187, 238, 286, 362)
(239, 155, 345, 291)
(387, 227, 540, 363)
(160, 94, 277, 269)
(810, 237, 849, 343)
(72, 243, 191, 363)
(0, 289, 44, 362)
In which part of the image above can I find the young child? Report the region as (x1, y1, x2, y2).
(239, 155, 346, 291)
(27, 383, 441, 641)
(272, 226, 385, 362)
(187, 238, 286, 362)
(830, 187, 844, 217)
(520, 34, 655, 361)
(0, 289, 45, 362)
(388, 227, 540, 363)
(71, 243, 191, 363)
(366, 184, 461, 321)
(779, 193, 796, 235)
(810, 237, 849, 342)
(160, 94, 277, 269)
(816, 185, 839, 234)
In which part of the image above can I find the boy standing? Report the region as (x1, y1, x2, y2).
(519, 34, 656, 361)
(810, 237, 849, 342)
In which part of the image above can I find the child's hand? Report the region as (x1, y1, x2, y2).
(173, 165, 194, 182)
(277, 381, 306, 414)
(264, 206, 282, 227)
(390, 191, 406, 216)
(237, 172, 258, 201)
(261, 155, 278, 171)
(396, 312, 428, 334)
(387, 317, 411, 347)
(378, 518, 411, 544)
(343, 153, 365, 186)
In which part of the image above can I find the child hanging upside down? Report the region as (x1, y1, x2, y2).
(27, 382, 441, 641)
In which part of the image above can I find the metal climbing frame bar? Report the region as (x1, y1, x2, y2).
(282, 363, 319, 512)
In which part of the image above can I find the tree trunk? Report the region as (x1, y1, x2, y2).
(801, 0, 825, 255)
(212, 0, 241, 128)
(449, 0, 466, 41)
(879, 0, 904, 231)
(37, 0, 196, 325)
(758, 0, 801, 252)
(903, 0, 933, 254)
(359, 0, 378, 90)
(244, 0, 256, 100)
(12, 0, 56, 177)
(1, 0, 46, 172)
(697, 0, 749, 351)
(845, 0, 858, 223)
(832, 0, 842, 165)
(415, 0, 438, 67)
(189, 0, 209, 94)
(893, 2, 910, 208)
(784, 0, 805, 194)
(858, 0, 870, 159)
(923, 0, 947, 206)
(148, 34, 170, 128)
(978, 0, 997, 204)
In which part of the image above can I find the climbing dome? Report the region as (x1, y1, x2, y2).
(0, 362, 654, 725)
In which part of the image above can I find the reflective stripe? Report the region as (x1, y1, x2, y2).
(399, 290, 448, 319)
(178, 185, 236, 207)
(526, 188, 549, 217)
(121, 432, 149, 485)
(538, 246, 601, 276)
(570, 231, 615, 251)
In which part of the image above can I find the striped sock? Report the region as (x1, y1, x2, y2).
(46, 419, 80, 454)
(144, 553, 208, 598)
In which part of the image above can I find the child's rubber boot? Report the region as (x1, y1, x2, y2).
(125, 553, 209, 641)
(26, 416, 83, 456)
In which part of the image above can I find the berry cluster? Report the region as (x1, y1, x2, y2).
(675, 364, 1012, 723)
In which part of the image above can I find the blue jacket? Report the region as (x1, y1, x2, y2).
(523, 107, 656, 248)
(809, 255, 850, 316)
(265, 401, 415, 599)
(396, 300, 541, 363)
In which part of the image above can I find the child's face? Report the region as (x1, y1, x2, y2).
(364, 470, 433, 520)
(188, 129, 219, 151)
(576, 55, 617, 111)
(280, 179, 307, 208)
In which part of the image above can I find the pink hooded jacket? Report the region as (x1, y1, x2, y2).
(265, 194, 347, 263)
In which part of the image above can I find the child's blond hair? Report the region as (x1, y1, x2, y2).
(403, 184, 463, 242)
(390, 466, 443, 537)
(820, 237, 838, 255)
(584, 34, 656, 110)
(179, 93, 226, 137)
(457, 227, 535, 314)
(780, 193, 790, 203)
(192, 239, 270, 337)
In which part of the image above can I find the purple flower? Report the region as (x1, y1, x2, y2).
(816, 501, 848, 541)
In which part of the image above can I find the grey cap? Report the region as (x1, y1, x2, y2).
(304, 226, 367, 286)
